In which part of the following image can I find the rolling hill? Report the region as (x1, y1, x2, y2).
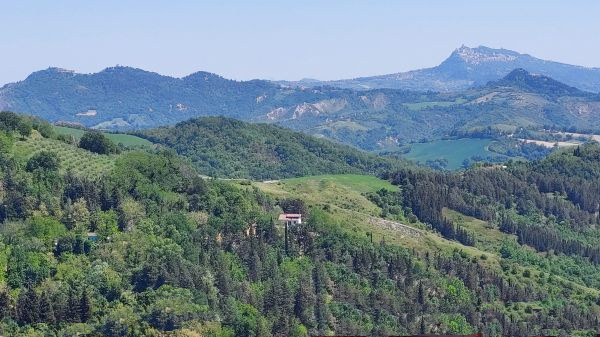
(138, 116, 405, 179)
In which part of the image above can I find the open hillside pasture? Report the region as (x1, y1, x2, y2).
(54, 125, 153, 147)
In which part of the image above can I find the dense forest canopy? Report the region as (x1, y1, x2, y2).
(139, 116, 404, 180)
(0, 111, 598, 336)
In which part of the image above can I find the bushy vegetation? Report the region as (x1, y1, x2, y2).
(79, 131, 118, 155)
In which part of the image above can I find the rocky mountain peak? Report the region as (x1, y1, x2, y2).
(452, 45, 519, 65)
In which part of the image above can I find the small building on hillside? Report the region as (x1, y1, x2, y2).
(278, 213, 302, 226)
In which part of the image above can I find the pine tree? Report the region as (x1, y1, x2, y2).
(0, 288, 11, 320)
(294, 273, 316, 329)
(17, 286, 39, 324)
(68, 288, 81, 323)
(38, 290, 55, 324)
(80, 288, 92, 322)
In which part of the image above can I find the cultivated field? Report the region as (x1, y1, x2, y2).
(14, 131, 117, 178)
(404, 138, 502, 169)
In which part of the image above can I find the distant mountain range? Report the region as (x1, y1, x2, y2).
(0, 66, 281, 129)
(1, 45, 599, 152)
(278, 45, 600, 93)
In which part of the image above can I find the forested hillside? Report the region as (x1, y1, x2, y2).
(139, 117, 403, 179)
(382, 144, 600, 251)
(0, 111, 599, 336)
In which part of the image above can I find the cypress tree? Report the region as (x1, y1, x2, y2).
(52, 290, 69, 323)
(294, 273, 316, 329)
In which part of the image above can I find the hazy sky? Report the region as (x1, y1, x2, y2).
(1, 0, 599, 85)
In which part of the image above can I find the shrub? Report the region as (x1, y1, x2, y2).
(79, 131, 116, 154)
(26, 151, 60, 172)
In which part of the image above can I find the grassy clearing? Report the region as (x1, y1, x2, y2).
(443, 208, 516, 251)
(404, 138, 502, 169)
(280, 174, 398, 193)
(313, 120, 370, 132)
(518, 138, 580, 148)
(54, 126, 153, 147)
(443, 208, 600, 296)
(555, 131, 600, 142)
(256, 174, 392, 217)
(13, 131, 117, 178)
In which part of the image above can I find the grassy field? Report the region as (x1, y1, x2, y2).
(255, 174, 396, 217)
(14, 131, 117, 178)
(280, 174, 399, 193)
(54, 126, 153, 147)
(443, 208, 516, 251)
(404, 138, 503, 170)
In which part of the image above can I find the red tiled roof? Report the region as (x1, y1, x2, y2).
(278, 213, 302, 221)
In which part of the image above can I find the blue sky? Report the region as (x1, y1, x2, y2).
(1, 0, 599, 84)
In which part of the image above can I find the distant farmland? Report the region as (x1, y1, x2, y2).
(403, 138, 503, 170)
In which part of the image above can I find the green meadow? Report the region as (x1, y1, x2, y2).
(54, 126, 153, 147)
